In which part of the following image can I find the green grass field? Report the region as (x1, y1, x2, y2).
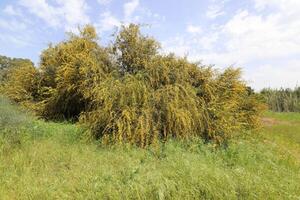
(0, 96, 300, 200)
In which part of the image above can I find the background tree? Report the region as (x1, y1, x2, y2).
(3, 61, 39, 109)
(0, 55, 33, 85)
(261, 87, 300, 112)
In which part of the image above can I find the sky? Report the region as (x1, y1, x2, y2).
(0, 0, 299, 90)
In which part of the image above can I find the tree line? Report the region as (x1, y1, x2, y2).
(261, 87, 300, 112)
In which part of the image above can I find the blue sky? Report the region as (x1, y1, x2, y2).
(0, 0, 299, 90)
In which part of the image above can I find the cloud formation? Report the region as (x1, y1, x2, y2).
(97, 0, 112, 5)
(163, 0, 300, 90)
(96, 11, 121, 33)
(124, 0, 139, 19)
(0, 0, 299, 89)
(18, 0, 90, 30)
(186, 25, 202, 34)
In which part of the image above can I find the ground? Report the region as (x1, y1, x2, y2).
(0, 96, 300, 199)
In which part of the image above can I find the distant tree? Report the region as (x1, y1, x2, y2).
(3, 60, 39, 110)
(0, 55, 33, 84)
(261, 87, 300, 112)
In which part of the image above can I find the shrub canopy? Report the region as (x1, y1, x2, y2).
(3, 24, 264, 146)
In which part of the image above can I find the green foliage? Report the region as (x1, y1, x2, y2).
(261, 87, 300, 112)
(3, 24, 264, 146)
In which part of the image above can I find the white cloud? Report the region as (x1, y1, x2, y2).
(206, 4, 225, 19)
(220, 10, 300, 62)
(0, 33, 32, 47)
(141, 7, 166, 26)
(245, 61, 300, 90)
(124, 0, 139, 19)
(18, 0, 90, 30)
(0, 18, 33, 47)
(97, 0, 112, 5)
(58, 0, 90, 30)
(96, 11, 121, 33)
(204, 6, 300, 89)
(95, 0, 141, 33)
(254, 0, 300, 14)
(96, 0, 163, 34)
(0, 18, 27, 31)
(163, 0, 300, 90)
(219, 2, 300, 63)
(162, 36, 192, 57)
(3, 5, 22, 16)
(1, 0, 91, 49)
(18, 0, 61, 27)
(186, 25, 202, 34)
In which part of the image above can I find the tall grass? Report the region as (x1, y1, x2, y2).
(0, 95, 30, 129)
(0, 96, 83, 153)
(261, 87, 300, 112)
(0, 95, 31, 150)
(1, 96, 300, 199)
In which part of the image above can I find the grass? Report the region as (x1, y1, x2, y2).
(262, 111, 300, 163)
(264, 110, 300, 123)
(0, 96, 300, 199)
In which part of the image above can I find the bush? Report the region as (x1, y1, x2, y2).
(3, 24, 264, 146)
(2, 61, 40, 110)
(37, 25, 113, 120)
